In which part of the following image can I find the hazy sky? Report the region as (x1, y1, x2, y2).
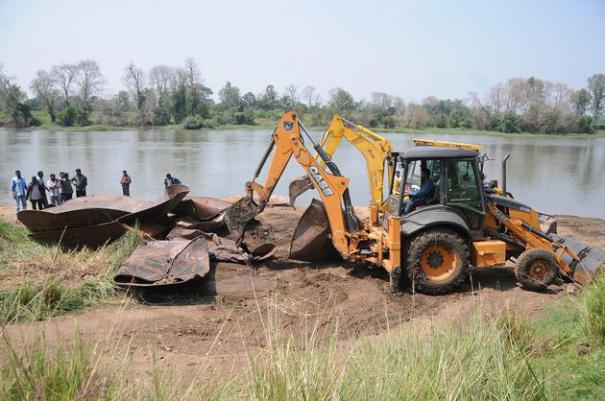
(1, 0, 604, 101)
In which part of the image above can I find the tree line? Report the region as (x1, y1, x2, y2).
(1, 59, 604, 134)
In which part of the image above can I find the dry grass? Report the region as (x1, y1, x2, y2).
(0, 218, 140, 323)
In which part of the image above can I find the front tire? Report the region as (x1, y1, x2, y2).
(515, 248, 558, 291)
(406, 228, 469, 295)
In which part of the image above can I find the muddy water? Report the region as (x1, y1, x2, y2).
(1, 128, 604, 218)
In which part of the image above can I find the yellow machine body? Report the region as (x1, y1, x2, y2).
(471, 240, 507, 268)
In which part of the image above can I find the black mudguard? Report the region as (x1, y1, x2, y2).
(401, 206, 471, 238)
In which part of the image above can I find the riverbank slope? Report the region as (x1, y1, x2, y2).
(1, 204, 604, 399)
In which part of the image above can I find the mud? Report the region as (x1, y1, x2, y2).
(1, 204, 605, 381)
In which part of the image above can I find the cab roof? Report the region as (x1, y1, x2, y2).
(400, 146, 478, 160)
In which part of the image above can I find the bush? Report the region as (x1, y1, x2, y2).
(498, 112, 522, 133)
(76, 108, 91, 126)
(57, 105, 77, 126)
(10, 103, 40, 128)
(233, 110, 255, 125)
(183, 115, 203, 129)
(153, 105, 172, 125)
(577, 116, 595, 134)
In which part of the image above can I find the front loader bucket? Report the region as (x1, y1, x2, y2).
(550, 234, 605, 284)
(288, 176, 312, 206)
(223, 197, 262, 243)
(289, 199, 338, 263)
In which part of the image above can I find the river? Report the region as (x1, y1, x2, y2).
(1, 128, 604, 218)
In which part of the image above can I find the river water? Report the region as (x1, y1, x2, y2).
(1, 128, 604, 218)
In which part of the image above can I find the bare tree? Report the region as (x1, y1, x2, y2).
(30, 69, 60, 122)
(183, 57, 202, 115)
(284, 84, 298, 108)
(123, 63, 146, 111)
(184, 57, 201, 90)
(77, 60, 104, 107)
(149, 65, 177, 94)
(51, 63, 79, 104)
(302, 85, 320, 108)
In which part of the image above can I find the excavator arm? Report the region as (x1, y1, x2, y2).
(289, 115, 393, 206)
(224, 112, 358, 257)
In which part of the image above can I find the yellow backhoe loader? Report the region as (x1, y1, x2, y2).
(225, 112, 604, 294)
(288, 115, 393, 207)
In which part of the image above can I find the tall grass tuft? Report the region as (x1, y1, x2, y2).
(579, 271, 605, 344)
(0, 336, 121, 401)
(0, 223, 142, 323)
(246, 300, 544, 401)
(0, 278, 115, 323)
(249, 319, 345, 401)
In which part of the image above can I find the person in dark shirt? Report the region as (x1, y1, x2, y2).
(164, 173, 181, 188)
(72, 168, 88, 197)
(120, 170, 132, 196)
(37, 170, 49, 207)
(60, 172, 74, 201)
(402, 167, 435, 215)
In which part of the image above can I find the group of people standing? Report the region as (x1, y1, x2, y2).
(10, 169, 88, 212)
(10, 169, 180, 213)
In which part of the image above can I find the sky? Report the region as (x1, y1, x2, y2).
(1, 0, 604, 102)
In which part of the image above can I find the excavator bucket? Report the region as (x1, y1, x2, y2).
(223, 196, 262, 242)
(550, 234, 605, 284)
(288, 176, 312, 206)
(289, 199, 338, 263)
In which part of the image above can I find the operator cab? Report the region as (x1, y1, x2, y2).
(385, 146, 486, 231)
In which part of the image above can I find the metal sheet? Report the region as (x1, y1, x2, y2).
(166, 226, 276, 264)
(288, 199, 338, 263)
(118, 185, 189, 225)
(173, 197, 232, 220)
(18, 185, 189, 233)
(28, 221, 127, 249)
(113, 237, 210, 287)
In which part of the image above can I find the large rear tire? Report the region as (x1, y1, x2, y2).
(515, 248, 558, 291)
(406, 228, 469, 295)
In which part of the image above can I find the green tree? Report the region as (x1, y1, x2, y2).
(218, 81, 241, 110)
(328, 88, 356, 114)
(498, 112, 521, 133)
(115, 91, 130, 112)
(259, 85, 279, 110)
(57, 105, 77, 126)
(573, 88, 591, 115)
(171, 82, 187, 123)
(241, 92, 256, 108)
(587, 73, 605, 118)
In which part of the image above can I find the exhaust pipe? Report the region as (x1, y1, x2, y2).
(502, 153, 510, 195)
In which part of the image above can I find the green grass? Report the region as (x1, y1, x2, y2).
(529, 275, 605, 400)
(1, 274, 604, 400)
(0, 279, 115, 323)
(0, 218, 141, 323)
(2, 212, 605, 399)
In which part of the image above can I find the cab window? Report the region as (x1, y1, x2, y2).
(446, 160, 481, 209)
(404, 160, 422, 196)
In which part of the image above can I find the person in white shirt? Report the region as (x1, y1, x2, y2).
(46, 173, 62, 205)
